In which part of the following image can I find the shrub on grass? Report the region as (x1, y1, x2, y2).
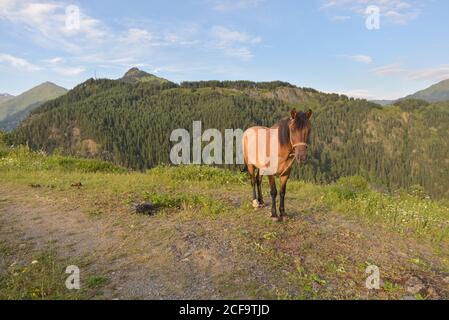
(150, 165, 246, 185)
(0, 146, 126, 173)
(142, 191, 227, 216)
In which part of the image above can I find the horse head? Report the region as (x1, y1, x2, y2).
(288, 109, 313, 165)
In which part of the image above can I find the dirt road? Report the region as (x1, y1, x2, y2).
(1, 184, 448, 300)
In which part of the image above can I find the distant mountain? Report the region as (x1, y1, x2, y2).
(0, 82, 67, 131)
(0, 93, 14, 104)
(120, 67, 170, 84)
(403, 79, 449, 103)
(371, 99, 394, 106)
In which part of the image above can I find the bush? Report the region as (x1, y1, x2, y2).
(330, 176, 370, 200)
(0, 146, 126, 173)
(0, 145, 9, 159)
(408, 185, 429, 200)
(337, 176, 370, 192)
(150, 165, 246, 185)
(142, 191, 227, 216)
(322, 179, 449, 243)
(48, 156, 127, 173)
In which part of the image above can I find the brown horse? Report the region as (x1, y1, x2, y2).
(243, 109, 313, 221)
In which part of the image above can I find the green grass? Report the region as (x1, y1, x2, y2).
(150, 165, 247, 185)
(0, 146, 127, 173)
(86, 276, 109, 289)
(0, 242, 108, 300)
(0, 245, 84, 300)
(1, 146, 449, 245)
(142, 191, 228, 216)
(321, 177, 449, 243)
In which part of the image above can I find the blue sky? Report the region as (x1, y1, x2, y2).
(1, 0, 448, 99)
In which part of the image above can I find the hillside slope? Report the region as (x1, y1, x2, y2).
(0, 82, 67, 131)
(6, 69, 449, 199)
(404, 79, 449, 102)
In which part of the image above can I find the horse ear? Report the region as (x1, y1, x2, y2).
(290, 109, 297, 120)
(306, 109, 313, 119)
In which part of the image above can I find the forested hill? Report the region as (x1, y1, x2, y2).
(404, 79, 449, 103)
(6, 69, 449, 199)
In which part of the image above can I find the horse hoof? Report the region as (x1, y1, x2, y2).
(258, 201, 266, 208)
(252, 200, 260, 209)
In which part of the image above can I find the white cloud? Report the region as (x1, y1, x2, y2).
(339, 54, 373, 64)
(0, 0, 106, 53)
(322, 0, 425, 24)
(329, 88, 410, 100)
(0, 1, 263, 80)
(336, 89, 374, 99)
(371, 63, 406, 76)
(53, 66, 85, 76)
(0, 53, 42, 71)
(211, 26, 262, 45)
(208, 0, 264, 11)
(408, 65, 449, 82)
(121, 28, 154, 44)
(210, 26, 262, 60)
(43, 57, 64, 64)
(351, 54, 372, 64)
(371, 62, 449, 82)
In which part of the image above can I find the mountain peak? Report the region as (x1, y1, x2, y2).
(123, 67, 150, 78)
(0, 82, 67, 131)
(121, 67, 169, 84)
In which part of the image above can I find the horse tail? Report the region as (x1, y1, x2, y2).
(240, 165, 248, 173)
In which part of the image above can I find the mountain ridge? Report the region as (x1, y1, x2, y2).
(368, 78, 449, 106)
(402, 79, 449, 102)
(0, 82, 67, 131)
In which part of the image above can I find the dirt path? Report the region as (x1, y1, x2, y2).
(0, 188, 169, 299)
(0, 186, 242, 299)
(1, 184, 448, 300)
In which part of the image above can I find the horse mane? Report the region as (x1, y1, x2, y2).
(293, 112, 310, 130)
(278, 119, 290, 147)
(277, 112, 310, 147)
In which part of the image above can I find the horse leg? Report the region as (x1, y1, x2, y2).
(268, 175, 278, 219)
(279, 175, 289, 221)
(256, 170, 265, 207)
(247, 164, 259, 208)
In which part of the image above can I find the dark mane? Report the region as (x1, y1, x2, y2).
(278, 119, 290, 146)
(278, 112, 310, 147)
(294, 112, 310, 130)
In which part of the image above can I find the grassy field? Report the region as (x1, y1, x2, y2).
(1, 145, 449, 300)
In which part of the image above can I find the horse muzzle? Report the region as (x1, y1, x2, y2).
(296, 155, 307, 165)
